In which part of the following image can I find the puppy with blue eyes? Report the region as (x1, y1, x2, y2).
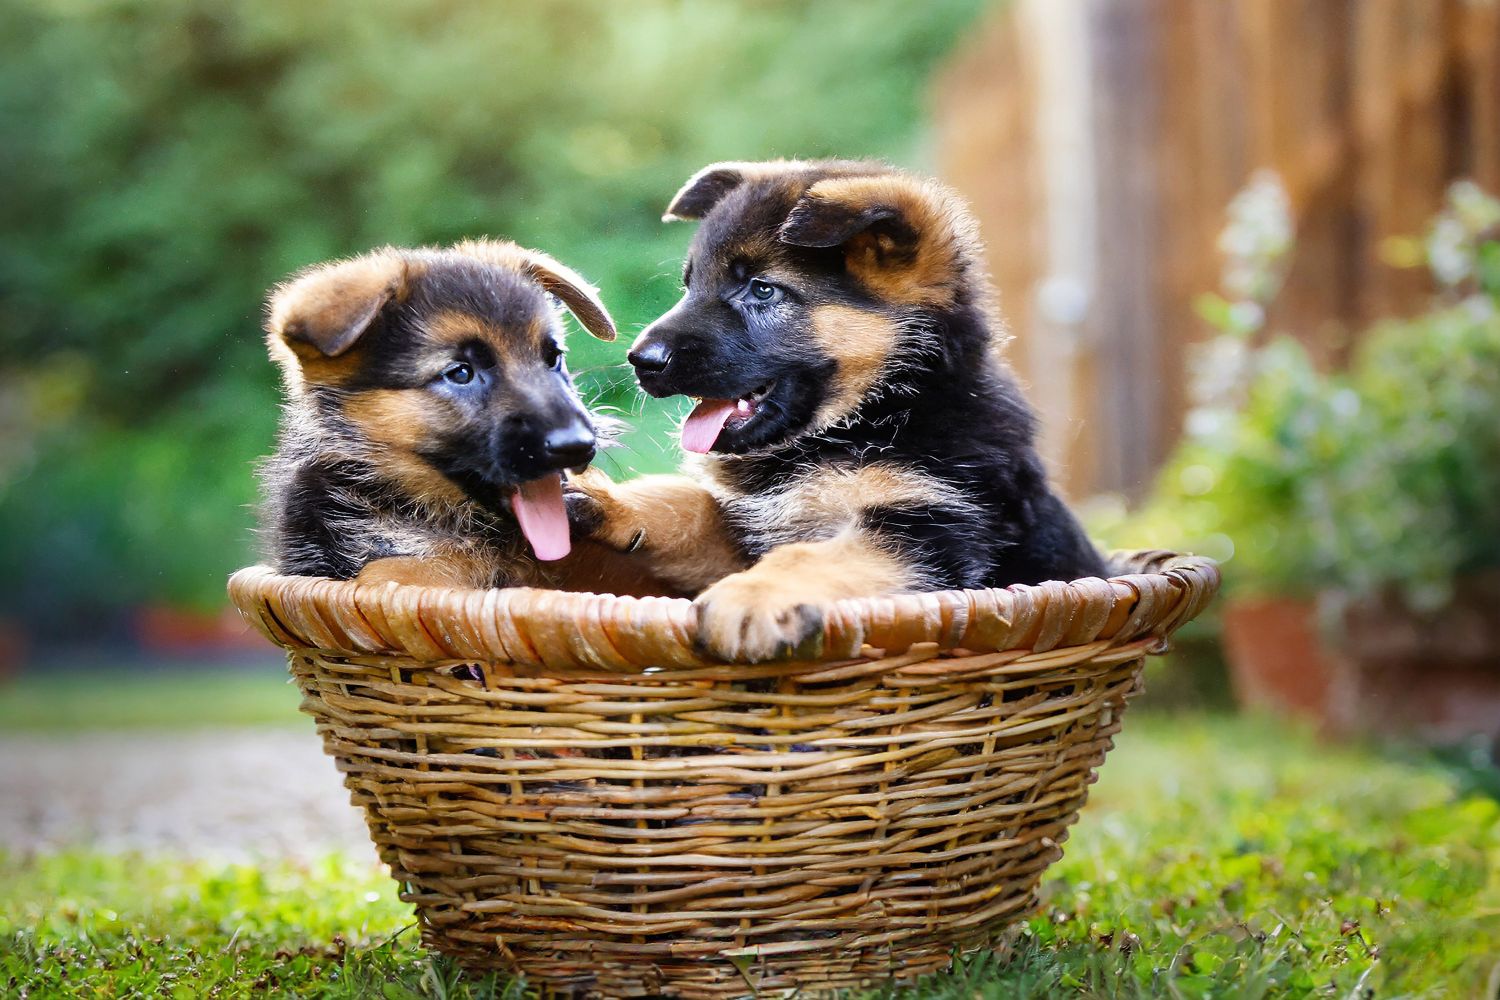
(260, 239, 651, 592)
(572, 160, 1105, 661)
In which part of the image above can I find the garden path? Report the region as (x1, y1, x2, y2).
(0, 730, 372, 859)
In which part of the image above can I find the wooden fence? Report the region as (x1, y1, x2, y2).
(933, 0, 1500, 497)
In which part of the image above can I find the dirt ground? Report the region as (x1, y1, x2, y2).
(0, 730, 373, 859)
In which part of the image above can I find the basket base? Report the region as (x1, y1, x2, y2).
(421, 913, 1033, 997)
(289, 644, 1147, 997)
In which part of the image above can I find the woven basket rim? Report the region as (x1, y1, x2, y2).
(228, 548, 1219, 672)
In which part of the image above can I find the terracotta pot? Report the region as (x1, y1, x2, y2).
(0, 618, 25, 682)
(1221, 597, 1339, 729)
(1222, 577, 1500, 742)
(132, 604, 268, 656)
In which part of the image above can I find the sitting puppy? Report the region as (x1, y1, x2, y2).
(574, 160, 1105, 660)
(261, 240, 625, 590)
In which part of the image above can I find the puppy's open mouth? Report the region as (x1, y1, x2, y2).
(681, 381, 776, 454)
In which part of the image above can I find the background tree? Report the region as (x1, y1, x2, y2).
(0, 0, 982, 630)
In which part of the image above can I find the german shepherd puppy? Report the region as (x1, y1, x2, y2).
(261, 240, 626, 590)
(573, 160, 1105, 660)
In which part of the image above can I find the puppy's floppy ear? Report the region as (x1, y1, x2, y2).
(454, 239, 616, 341)
(267, 250, 408, 358)
(780, 197, 910, 251)
(515, 249, 617, 342)
(779, 176, 926, 252)
(778, 175, 982, 308)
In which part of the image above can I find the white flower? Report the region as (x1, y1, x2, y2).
(1428, 215, 1471, 286)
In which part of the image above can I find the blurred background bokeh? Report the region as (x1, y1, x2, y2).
(5, 4, 1500, 993)
(0, 0, 982, 646)
(2, 0, 1498, 746)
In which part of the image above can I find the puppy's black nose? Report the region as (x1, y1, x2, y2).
(628, 340, 671, 374)
(543, 426, 596, 467)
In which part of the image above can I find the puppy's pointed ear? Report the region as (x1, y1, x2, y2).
(664, 159, 828, 222)
(267, 251, 407, 359)
(778, 175, 982, 308)
(665, 159, 796, 221)
(663, 163, 750, 222)
(455, 239, 618, 342)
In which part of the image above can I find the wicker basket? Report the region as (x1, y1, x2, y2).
(228, 549, 1218, 998)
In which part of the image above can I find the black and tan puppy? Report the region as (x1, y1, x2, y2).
(575, 159, 1105, 660)
(261, 239, 628, 590)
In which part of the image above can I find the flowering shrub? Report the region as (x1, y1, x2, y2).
(1111, 179, 1500, 614)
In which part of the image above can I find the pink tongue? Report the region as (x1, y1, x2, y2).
(681, 399, 737, 454)
(512, 474, 570, 561)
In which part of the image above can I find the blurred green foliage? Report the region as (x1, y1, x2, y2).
(0, 0, 984, 628)
(1102, 181, 1500, 614)
(0, 668, 302, 730)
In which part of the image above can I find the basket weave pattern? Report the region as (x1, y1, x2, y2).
(228, 550, 1218, 997)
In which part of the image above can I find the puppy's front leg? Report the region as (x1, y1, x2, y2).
(693, 529, 917, 662)
(567, 468, 747, 594)
(354, 553, 490, 589)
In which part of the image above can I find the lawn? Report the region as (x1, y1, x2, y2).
(2, 672, 1497, 997)
(0, 667, 301, 731)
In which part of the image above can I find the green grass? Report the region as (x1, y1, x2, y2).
(0, 668, 301, 731)
(3, 716, 1498, 998)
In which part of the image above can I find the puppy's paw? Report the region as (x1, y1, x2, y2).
(693, 573, 826, 663)
(564, 468, 645, 552)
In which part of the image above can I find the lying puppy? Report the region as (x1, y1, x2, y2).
(575, 160, 1105, 660)
(261, 240, 627, 590)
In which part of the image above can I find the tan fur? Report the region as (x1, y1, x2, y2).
(333, 390, 472, 511)
(267, 239, 622, 526)
(792, 174, 985, 311)
(808, 304, 899, 426)
(567, 468, 747, 593)
(693, 529, 915, 662)
(350, 489, 696, 597)
(268, 240, 614, 398)
(355, 551, 498, 590)
(579, 460, 967, 659)
(340, 390, 439, 452)
(424, 308, 493, 347)
(705, 461, 969, 557)
(546, 539, 688, 599)
(424, 308, 550, 367)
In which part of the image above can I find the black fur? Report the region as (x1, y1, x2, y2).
(262, 442, 524, 582)
(634, 162, 1105, 588)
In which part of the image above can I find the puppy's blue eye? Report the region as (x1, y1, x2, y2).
(749, 279, 779, 302)
(443, 362, 474, 385)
